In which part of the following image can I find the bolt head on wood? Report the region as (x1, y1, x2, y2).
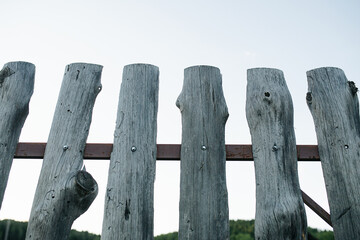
(272, 145, 278, 152)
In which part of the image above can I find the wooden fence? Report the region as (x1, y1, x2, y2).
(0, 62, 359, 239)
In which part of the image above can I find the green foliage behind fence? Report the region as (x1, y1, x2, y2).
(0, 220, 100, 240)
(152, 219, 334, 240)
(0, 219, 334, 240)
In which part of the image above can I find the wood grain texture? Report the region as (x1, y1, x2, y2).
(306, 67, 360, 239)
(176, 66, 229, 240)
(246, 68, 307, 240)
(0, 61, 35, 210)
(101, 64, 159, 240)
(26, 63, 102, 240)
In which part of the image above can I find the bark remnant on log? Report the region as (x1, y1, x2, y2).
(246, 68, 307, 240)
(0, 61, 35, 210)
(26, 63, 102, 240)
(177, 66, 229, 240)
(306, 67, 360, 239)
(102, 64, 159, 240)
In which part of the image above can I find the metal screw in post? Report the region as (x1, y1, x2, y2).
(272, 144, 278, 152)
(63, 145, 69, 151)
(201, 145, 207, 151)
(131, 146, 137, 152)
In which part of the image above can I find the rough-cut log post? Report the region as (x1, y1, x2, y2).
(176, 66, 229, 240)
(306, 67, 360, 239)
(26, 63, 102, 240)
(0, 61, 35, 210)
(246, 68, 307, 240)
(101, 64, 159, 240)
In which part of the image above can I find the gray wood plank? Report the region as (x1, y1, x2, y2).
(246, 68, 307, 240)
(26, 63, 102, 240)
(101, 64, 159, 240)
(0, 61, 35, 210)
(307, 67, 360, 239)
(177, 66, 229, 240)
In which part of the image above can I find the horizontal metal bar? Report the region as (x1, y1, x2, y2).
(15, 142, 46, 159)
(301, 190, 332, 227)
(14, 142, 330, 228)
(14, 143, 320, 161)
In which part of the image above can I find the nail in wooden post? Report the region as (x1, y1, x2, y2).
(246, 68, 307, 240)
(102, 64, 159, 240)
(307, 67, 360, 239)
(26, 63, 102, 240)
(177, 66, 230, 240)
(0, 62, 35, 210)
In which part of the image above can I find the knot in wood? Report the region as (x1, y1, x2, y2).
(306, 92, 312, 102)
(348, 81, 358, 96)
(76, 171, 97, 193)
(0, 66, 15, 87)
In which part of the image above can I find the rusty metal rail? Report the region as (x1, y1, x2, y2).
(14, 142, 331, 227)
(301, 190, 332, 227)
(15, 143, 320, 161)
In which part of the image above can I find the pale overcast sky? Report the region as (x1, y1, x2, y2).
(0, 0, 359, 236)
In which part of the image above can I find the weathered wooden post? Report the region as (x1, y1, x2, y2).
(176, 66, 229, 240)
(246, 68, 307, 240)
(26, 63, 102, 240)
(306, 67, 360, 239)
(101, 64, 159, 240)
(0, 61, 35, 210)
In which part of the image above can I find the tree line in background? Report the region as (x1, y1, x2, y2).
(0, 220, 99, 240)
(155, 220, 334, 240)
(0, 219, 334, 240)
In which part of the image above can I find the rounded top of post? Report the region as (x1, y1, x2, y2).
(4, 61, 36, 71)
(183, 65, 222, 86)
(247, 68, 284, 85)
(66, 62, 103, 70)
(124, 63, 159, 70)
(306, 67, 344, 76)
(5, 61, 35, 66)
(306, 67, 347, 89)
(184, 65, 220, 72)
(247, 67, 283, 75)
